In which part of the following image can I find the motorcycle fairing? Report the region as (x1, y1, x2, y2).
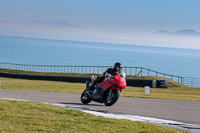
(99, 75, 126, 91)
(114, 75, 126, 89)
(99, 78, 115, 91)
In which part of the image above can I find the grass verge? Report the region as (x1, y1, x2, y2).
(0, 99, 188, 133)
(0, 77, 200, 101)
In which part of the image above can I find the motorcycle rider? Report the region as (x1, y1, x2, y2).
(87, 62, 122, 93)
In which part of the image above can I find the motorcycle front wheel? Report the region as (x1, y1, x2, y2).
(104, 89, 120, 106)
(81, 89, 92, 104)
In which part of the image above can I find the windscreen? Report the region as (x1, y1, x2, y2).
(120, 72, 126, 81)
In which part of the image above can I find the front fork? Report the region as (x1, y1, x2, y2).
(107, 89, 113, 101)
(109, 89, 112, 96)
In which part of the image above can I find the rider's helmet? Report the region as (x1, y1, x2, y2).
(114, 62, 122, 72)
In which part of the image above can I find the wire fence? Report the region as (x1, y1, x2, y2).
(0, 62, 199, 87)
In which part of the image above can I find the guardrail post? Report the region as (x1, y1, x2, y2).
(90, 66, 91, 73)
(171, 75, 173, 80)
(135, 67, 137, 75)
(181, 77, 183, 84)
(141, 68, 143, 76)
(148, 69, 149, 76)
(98, 66, 99, 74)
(130, 67, 132, 75)
(156, 72, 158, 77)
(164, 74, 165, 78)
(125, 67, 127, 74)
(44, 65, 45, 72)
(47, 65, 49, 72)
(191, 77, 193, 87)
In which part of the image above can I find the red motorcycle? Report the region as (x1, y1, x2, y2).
(81, 72, 126, 106)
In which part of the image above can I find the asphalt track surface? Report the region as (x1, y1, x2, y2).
(0, 89, 200, 132)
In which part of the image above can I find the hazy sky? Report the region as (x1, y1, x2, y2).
(0, 0, 200, 49)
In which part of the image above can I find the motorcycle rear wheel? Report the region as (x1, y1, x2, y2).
(81, 89, 92, 104)
(104, 89, 120, 106)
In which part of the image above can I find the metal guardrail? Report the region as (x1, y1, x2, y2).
(0, 62, 199, 87)
(182, 77, 200, 87)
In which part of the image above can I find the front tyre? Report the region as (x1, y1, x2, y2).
(104, 89, 120, 106)
(81, 89, 92, 104)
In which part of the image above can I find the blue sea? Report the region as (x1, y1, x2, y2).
(0, 35, 200, 78)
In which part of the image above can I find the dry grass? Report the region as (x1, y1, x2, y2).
(0, 99, 188, 133)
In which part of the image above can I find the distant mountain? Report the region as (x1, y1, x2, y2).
(155, 29, 200, 36)
(155, 30, 172, 35)
(174, 29, 200, 36)
(29, 19, 84, 29)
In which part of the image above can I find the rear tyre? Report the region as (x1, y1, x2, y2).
(104, 89, 120, 106)
(81, 89, 92, 104)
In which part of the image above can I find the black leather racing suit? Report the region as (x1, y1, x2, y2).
(92, 68, 119, 85)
